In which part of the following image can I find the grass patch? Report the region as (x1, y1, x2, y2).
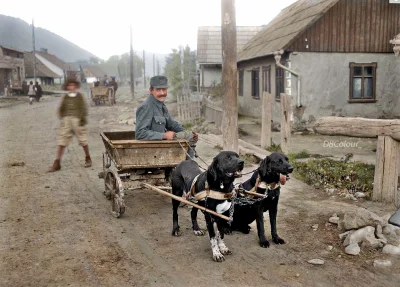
(214, 144, 223, 151)
(291, 157, 374, 197)
(266, 143, 282, 153)
(240, 153, 261, 165)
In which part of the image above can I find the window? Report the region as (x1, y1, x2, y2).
(238, 69, 244, 96)
(262, 65, 271, 93)
(251, 68, 260, 99)
(276, 66, 284, 100)
(349, 62, 377, 102)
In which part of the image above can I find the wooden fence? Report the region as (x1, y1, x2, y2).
(201, 95, 223, 131)
(177, 93, 202, 122)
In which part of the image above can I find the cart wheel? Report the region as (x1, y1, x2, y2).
(104, 172, 125, 217)
(108, 90, 113, 106)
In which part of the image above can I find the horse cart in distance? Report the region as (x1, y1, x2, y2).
(90, 86, 115, 106)
(99, 131, 189, 217)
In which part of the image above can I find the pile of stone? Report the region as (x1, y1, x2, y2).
(329, 208, 400, 258)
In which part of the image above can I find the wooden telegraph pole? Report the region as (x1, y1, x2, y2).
(153, 53, 156, 76)
(143, 50, 146, 88)
(32, 19, 37, 83)
(221, 0, 238, 152)
(129, 25, 135, 97)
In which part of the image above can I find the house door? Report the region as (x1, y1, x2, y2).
(0, 70, 5, 93)
(262, 65, 271, 93)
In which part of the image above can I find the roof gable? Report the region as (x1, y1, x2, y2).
(238, 0, 339, 62)
(197, 26, 263, 64)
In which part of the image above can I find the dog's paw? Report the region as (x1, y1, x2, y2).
(260, 240, 270, 248)
(223, 227, 233, 235)
(219, 246, 232, 255)
(239, 225, 251, 234)
(272, 236, 285, 245)
(193, 229, 205, 236)
(172, 226, 180, 236)
(212, 252, 225, 262)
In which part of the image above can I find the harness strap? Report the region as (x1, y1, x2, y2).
(246, 176, 281, 198)
(194, 189, 236, 201)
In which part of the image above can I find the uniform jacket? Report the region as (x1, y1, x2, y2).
(135, 94, 184, 140)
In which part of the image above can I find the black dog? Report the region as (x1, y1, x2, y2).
(171, 151, 244, 262)
(225, 152, 293, 248)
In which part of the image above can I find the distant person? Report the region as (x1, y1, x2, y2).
(22, 81, 28, 96)
(103, 75, 109, 86)
(48, 78, 92, 172)
(27, 81, 36, 105)
(34, 81, 43, 102)
(109, 77, 118, 104)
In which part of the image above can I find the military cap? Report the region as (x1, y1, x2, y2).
(150, 75, 168, 88)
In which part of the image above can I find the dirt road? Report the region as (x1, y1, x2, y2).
(0, 95, 399, 287)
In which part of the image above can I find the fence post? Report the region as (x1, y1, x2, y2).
(280, 93, 291, 154)
(261, 91, 272, 149)
(373, 136, 400, 206)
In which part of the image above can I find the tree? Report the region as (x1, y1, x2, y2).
(164, 45, 196, 98)
(99, 53, 143, 83)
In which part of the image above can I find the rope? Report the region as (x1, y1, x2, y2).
(178, 141, 208, 171)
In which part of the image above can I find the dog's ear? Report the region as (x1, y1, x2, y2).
(208, 157, 219, 181)
(259, 156, 271, 174)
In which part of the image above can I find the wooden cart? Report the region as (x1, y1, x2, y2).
(90, 86, 115, 106)
(99, 131, 189, 217)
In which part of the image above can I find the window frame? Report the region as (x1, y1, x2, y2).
(251, 67, 260, 99)
(238, 69, 244, 96)
(349, 62, 377, 103)
(275, 66, 284, 101)
(262, 65, 271, 94)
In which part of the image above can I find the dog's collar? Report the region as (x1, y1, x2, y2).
(249, 176, 280, 194)
(188, 175, 236, 201)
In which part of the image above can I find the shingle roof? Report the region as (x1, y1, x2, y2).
(24, 52, 60, 78)
(83, 65, 106, 78)
(197, 26, 263, 64)
(238, 0, 339, 62)
(36, 51, 68, 70)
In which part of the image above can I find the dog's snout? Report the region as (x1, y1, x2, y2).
(238, 160, 244, 169)
(288, 166, 294, 173)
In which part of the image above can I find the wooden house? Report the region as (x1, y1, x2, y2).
(237, 0, 400, 129)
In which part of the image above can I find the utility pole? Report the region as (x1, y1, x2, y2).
(32, 19, 37, 83)
(157, 59, 160, 75)
(129, 25, 135, 97)
(143, 50, 146, 88)
(221, 0, 238, 152)
(153, 53, 156, 76)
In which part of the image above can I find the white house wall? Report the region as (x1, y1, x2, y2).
(289, 52, 400, 128)
(200, 66, 222, 89)
(36, 54, 64, 78)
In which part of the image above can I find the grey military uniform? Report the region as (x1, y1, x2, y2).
(135, 94, 184, 140)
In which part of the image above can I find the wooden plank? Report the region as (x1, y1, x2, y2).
(345, 0, 351, 52)
(365, 0, 372, 52)
(359, 0, 366, 52)
(339, 0, 346, 51)
(354, 0, 361, 52)
(331, 2, 337, 52)
(370, 0, 377, 52)
(280, 93, 291, 154)
(381, 136, 399, 204)
(314, 117, 400, 141)
(142, 183, 230, 221)
(261, 92, 272, 149)
(372, 136, 385, 202)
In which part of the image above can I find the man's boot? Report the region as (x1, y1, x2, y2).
(48, 159, 61, 172)
(84, 156, 92, 168)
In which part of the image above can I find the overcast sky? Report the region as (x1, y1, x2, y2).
(3, 0, 297, 60)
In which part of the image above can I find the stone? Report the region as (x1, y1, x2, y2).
(382, 244, 400, 255)
(382, 224, 400, 246)
(343, 226, 375, 247)
(327, 245, 333, 251)
(326, 188, 335, 195)
(312, 224, 319, 230)
(339, 231, 352, 241)
(354, 192, 366, 198)
(329, 216, 340, 225)
(345, 243, 360, 255)
(343, 209, 384, 231)
(307, 259, 324, 265)
(373, 260, 392, 268)
(99, 119, 106, 124)
(361, 235, 384, 250)
(127, 118, 135, 126)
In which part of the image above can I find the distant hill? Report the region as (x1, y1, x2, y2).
(0, 15, 97, 62)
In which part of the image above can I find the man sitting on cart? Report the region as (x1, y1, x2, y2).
(135, 75, 198, 162)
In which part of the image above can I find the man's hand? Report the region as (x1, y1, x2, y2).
(192, 132, 198, 142)
(163, 131, 176, 140)
(279, 174, 287, 185)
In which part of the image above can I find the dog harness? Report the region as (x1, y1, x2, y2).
(187, 174, 236, 201)
(245, 175, 281, 199)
